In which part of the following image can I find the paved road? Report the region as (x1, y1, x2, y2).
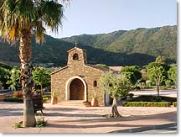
(0, 102, 177, 134)
(130, 89, 177, 98)
(139, 126, 177, 133)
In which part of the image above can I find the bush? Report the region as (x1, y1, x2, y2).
(129, 93, 134, 98)
(43, 97, 49, 103)
(36, 117, 47, 127)
(165, 80, 173, 88)
(123, 102, 171, 107)
(4, 97, 23, 103)
(43, 95, 51, 103)
(160, 86, 168, 90)
(14, 121, 23, 128)
(126, 93, 134, 100)
(43, 95, 51, 98)
(173, 102, 177, 107)
(133, 86, 141, 91)
(130, 95, 177, 102)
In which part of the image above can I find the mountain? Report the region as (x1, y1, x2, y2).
(0, 25, 177, 67)
(62, 25, 177, 61)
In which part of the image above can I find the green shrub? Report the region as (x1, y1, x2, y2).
(36, 117, 47, 127)
(4, 97, 23, 103)
(154, 96, 162, 102)
(14, 121, 23, 128)
(43, 95, 51, 103)
(165, 80, 173, 88)
(128, 93, 134, 98)
(43, 97, 49, 103)
(43, 95, 51, 99)
(123, 102, 171, 107)
(130, 95, 176, 102)
(173, 102, 177, 107)
(160, 86, 172, 90)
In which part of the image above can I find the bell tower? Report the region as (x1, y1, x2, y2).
(67, 46, 87, 66)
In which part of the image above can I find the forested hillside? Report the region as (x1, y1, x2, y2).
(63, 25, 176, 61)
(0, 25, 177, 67)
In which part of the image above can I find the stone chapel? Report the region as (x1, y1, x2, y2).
(51, 47, 110, 106)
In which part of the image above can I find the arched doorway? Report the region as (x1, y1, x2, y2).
(69, 78, 84, 100)
(65, 76, 87, 101)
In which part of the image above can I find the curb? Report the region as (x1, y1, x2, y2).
(109, 123, 177, 133)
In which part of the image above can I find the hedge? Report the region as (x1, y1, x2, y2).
(130, 95, 177, 102)
(123, 102, 172, 107)
(4, 96, 50, 103)
(4, 97, 23, 103)
(43, 97, 49, 103)
(43, 95, 51, 103)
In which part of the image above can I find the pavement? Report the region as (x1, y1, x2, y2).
(0, 102, 177, 134)
(138, 125, 177, 133)
(130, 89, 177, 98)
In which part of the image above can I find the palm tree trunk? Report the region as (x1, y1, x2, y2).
(19, 29, 36, 127)
(111, 97, 121, 117)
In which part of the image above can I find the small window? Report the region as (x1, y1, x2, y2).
(93, 81, 97, 87)
(73, 53, 79, 60)
(109, 83, 112, 87)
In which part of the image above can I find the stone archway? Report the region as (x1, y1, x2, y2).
(65, 76, 87, 101)
(69, 78, 84, 100)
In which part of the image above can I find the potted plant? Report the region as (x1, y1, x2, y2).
(51, 91, 58, 104)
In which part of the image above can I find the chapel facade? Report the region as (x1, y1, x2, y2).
(51, 47, 110, 106)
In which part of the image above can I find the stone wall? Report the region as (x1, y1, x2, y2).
(51, 47, 107, 106)
(51, 65, 105, 106)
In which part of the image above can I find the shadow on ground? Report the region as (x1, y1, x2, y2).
(45, 111, 176, 129)
(0, 108, 22, 117)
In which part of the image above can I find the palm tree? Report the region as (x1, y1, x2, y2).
(0, 0, 64, 127)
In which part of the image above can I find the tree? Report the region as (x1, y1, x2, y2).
(7, 67, 20, 91)
(155, 55, 166, 64)
(0, 67, 10, 89)
(0, 0, 64, 127)
(168, 64, 177, 87)
(100, 72, 131, 117)
(32, 67, 50, 95)
(146, 62, 165, 96)
(121, 65, 142, 85)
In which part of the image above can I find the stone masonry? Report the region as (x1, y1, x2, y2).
(51, 47, 108, 106)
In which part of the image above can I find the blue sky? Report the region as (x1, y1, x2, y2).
(47, 0, 177, 38)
